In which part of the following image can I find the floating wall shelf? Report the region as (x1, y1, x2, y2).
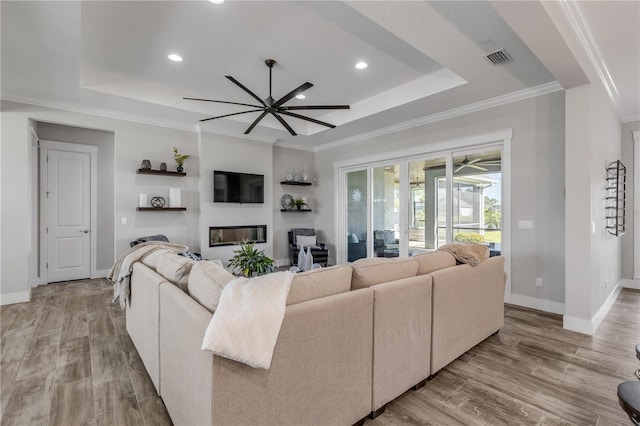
(137, 169, 186, 177)
(281, 209, 312, 212)
(137, 207, 186, 212)
(280, 181, 312, 186)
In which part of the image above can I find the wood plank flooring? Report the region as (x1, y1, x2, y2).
(1, 280, 638, 425)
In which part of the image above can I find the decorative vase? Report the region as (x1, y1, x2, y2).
(296, 205, 301, 210)
(141, 159, 151, 170)
(177, 165, 184, 173)
(160, 162, 167, 171)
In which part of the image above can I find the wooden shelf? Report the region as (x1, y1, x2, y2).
(137, 169, 186, 177)
(281, 209, 312, 212)
(280, 181, 311, 186)
(137, 207, 186, 211)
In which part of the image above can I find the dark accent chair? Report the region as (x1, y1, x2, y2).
(288, 228, 328, 267)
(373, 230, 399, 257)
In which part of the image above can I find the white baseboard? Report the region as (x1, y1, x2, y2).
(0, 290, 31, 306)
(622, 278, 640, 290)
(563, 282, 623, 335)
(506, 293, 565, 315)
(275, 258, 290, 268)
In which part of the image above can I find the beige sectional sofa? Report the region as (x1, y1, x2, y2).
(125, 248, 505, 425)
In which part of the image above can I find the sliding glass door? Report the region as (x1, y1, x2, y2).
(340, 145, 503, 262)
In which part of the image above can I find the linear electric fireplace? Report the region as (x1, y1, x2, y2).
(209, 225, 267, 247)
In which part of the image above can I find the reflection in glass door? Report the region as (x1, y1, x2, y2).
(346, 170, 368, 262)
(372, 165, 400, 258)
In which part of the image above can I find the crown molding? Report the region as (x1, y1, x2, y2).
(314, 81, 563, 153)
(196, 123, 278, 144)
(557, 0, 627, 123)
(1, 93, 199, 132)
(272, 141, 315, 152)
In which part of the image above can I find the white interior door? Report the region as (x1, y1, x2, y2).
(46, 149, 91, 282)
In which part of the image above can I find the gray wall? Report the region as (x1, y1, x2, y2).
(36, 122, 115, 271)
(314, 91, 566, 304)
(272, 146, 315, 265)
(621, 120, 639, 280)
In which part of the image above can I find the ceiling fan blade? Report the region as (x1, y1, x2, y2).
(280, 105, 350, 110)
(455, 165, 466, 173)
(467, 164, 488, 171)
(183, 97, 262, 108)
(278, 110, 336, 128)
(244, 111, 269, 134)
(225, 76, 266, 106)
(199, 108, 265, 122)
(272, 82, 313, 108)
(270, 111, 297, 136)
(467, 158, 483, 165)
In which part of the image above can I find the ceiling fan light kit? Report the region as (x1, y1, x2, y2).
(184, 59, 350, 136)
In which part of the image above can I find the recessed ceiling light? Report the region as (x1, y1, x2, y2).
(295, 94, 306, 100)
(208, 0, 225, 4)
(355, 61, 368, 70)
(168, 53, 183, 62)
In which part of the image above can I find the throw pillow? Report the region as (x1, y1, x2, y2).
(437, 242, 488, 266)
(296, 235, 317, 249)
(188, 261, 234, 312)
(156, 252, 196, 291)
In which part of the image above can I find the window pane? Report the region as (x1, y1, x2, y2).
(347, 170, 367, 262)
(452, 150, 502, 255)
(408, 157, 446, 255)
(373, 165, 400, 258)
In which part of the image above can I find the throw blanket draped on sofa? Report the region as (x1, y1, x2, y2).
(108, 241, 188, 308)
(201, 271, 294, 369)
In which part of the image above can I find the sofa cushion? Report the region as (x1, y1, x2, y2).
(414, 251, 457, 275)
(286, 265, 353, 306)
(141, 248, 172, 270)
(351, 257, 419, 289)
(156, 252, 196, 291)
(188, 261, 234, 312)
(437, 242, 489, 267)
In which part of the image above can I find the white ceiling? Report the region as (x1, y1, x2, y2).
(2, 1, 638, 150)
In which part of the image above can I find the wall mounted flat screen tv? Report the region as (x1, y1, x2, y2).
(214, 170, 264, 203)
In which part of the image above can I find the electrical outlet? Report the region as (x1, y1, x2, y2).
(535, 277, 543, 288)
(121, 217, 127, 225)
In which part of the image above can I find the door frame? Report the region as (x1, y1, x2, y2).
(39, 140, 98, 284)
(334, 128, 512, 301)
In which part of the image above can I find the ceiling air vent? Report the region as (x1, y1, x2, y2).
(485, 49, 513, 66)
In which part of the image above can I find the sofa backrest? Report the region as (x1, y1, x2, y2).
(413, 251, 457, 275)
(351, 257, 419, 289)
(286, 265, 353, 305)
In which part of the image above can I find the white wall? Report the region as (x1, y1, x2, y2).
(564, 82, 622, 333)
(621, 121, 639, 280)
(272, 146, 315, 266)
(1, 100, 199, 302)
(198, 131, 273, 266)
(315, 92, 566, 307)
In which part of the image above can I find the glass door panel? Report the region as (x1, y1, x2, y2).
(452, 149, 502, 255)
(347, 170, 368, 262)
(408, 157, 446, 254)
(372, 165, 400, 257)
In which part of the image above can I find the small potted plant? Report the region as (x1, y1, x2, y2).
(173, 147, 190, 173)
(228, 240, 274, 277)
(291, 198, 307, 210)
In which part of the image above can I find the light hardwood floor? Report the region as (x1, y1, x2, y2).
(1, 280, 638, 425)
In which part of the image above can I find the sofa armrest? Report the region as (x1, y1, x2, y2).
(369, 275, 432, 410)
(429, 256, 506, 373)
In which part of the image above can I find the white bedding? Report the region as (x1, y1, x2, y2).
(201, 271, 294, 369)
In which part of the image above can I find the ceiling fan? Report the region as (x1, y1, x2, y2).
(454, 155, 501, 173)
(184, 59, 350, 136)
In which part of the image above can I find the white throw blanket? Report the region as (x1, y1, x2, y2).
(108, 241, 188, 309)
(201, 271, 293, 369)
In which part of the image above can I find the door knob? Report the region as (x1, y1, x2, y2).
(80, 230, 89, 234)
